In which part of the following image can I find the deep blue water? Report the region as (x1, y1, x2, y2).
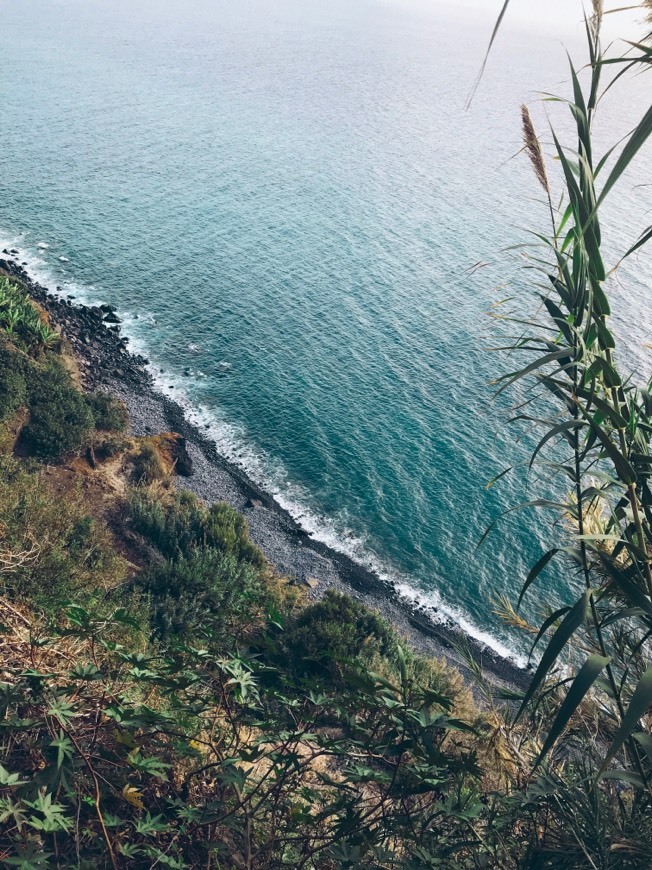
(2, 0, 651, 659)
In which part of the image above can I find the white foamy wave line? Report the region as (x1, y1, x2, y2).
(0, 229, 101, 308)
(1, 230, 525, 667)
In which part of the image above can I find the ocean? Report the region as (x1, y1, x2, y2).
(2, 0, 651, 660)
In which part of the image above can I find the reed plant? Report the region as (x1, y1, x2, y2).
(487, 2, 652, 798)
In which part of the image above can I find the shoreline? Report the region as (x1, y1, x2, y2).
(0, 254, 529, 692)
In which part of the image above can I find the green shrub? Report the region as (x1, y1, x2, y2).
(282, 590, 397, 677)
(0, 342, 28, 421)
(141, 548, 266, 641)
(204, 502, 265, 568)
(131, 443, 166, 485)
(21, 361, 95, 460)
(128, 490, 265, 568)
(86, 391, 129, 431)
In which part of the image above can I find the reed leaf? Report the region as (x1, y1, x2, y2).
(534, 653, 610, 767)
(518, 549, 560, 609)
(600, 665, 652, 776)
(466, 0, 511, 108)
(597, 103, 652, 207)
(516, 590, 593, 723)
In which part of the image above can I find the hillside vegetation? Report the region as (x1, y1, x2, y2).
(1, 272, 650, 870)
(0, 252, 651, 870)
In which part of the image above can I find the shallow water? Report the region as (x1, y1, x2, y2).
(1, 0, 651, 659)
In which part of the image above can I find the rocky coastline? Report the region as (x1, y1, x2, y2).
(0, 254, 529, 692)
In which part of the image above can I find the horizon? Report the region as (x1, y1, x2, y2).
(380, 0, 646, 39)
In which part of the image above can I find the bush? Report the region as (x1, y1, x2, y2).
(0, 342, 28, 421)
(282, 590, 397, 677)
(86, 391, 129, 431)
(0, 456, 127, 607)
(128, 490, 265, 568)
(21, 362, 95, 460)
(141, 548, 266, 641)
(204, 502, 265, 568)
(131, 443, 166, 485)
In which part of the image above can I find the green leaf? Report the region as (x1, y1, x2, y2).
(633, 731, 652, 764)
(529, 421, 586, 468)
(622, 223, 652, 261)
(0, 764, 27, 787)
(584, 356, 621, 388)
(587, 415, 637, 484)
(574, 388, 628, 429)
(466, 0, 511, 108)
(600, 665, 652, 776)
(598, 102, 652, 207)
(534, 654, 610, 767)
(50, 733, 74, 769)
(518, 549, 560, 609)
(516, 590, 592, 723)
(598, 554, 652, 618)
(601, 769, 646, 788)
(529, 606, 571, 657)
(494, 348, 574, 396)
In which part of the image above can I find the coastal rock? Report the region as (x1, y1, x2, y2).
(171, 437, 193, 476)
(154, 433, 194, 477)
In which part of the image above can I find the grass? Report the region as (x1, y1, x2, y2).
(0, 455, 128, 610)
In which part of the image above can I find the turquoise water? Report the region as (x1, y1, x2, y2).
(2, 0, 651, 659)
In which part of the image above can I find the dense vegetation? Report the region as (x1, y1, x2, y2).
(1, 3, 652, 867)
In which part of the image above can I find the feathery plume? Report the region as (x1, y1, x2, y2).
(520, 104, 550, 196)
(590, 0, 603, 43)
